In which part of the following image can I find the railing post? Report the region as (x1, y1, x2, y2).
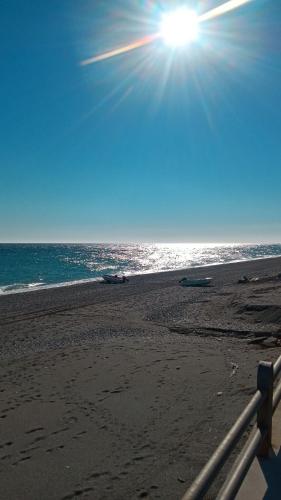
(257, 360, 273, 457)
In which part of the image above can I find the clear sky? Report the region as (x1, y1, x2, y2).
(1, 0, 281, 243)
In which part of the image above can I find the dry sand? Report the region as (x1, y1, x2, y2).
(1, 257, 281, 499)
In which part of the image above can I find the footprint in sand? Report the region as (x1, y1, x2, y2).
(12, 456, 31, 466)
(25, 427, 44, 434)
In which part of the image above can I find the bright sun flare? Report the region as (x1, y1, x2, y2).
(81, 0, 253, 65)
(160, 8, 199, 47)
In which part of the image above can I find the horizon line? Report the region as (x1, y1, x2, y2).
(1, 241, 281, 245)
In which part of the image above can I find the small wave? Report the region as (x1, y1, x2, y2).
(28, 282, 45, 288)
(0, 282, 46, 295)
(0, 278, 101, 296)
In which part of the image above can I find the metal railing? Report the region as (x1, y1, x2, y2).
(182, 354, 281, 500)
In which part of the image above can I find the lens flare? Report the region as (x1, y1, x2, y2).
(81, 0, 254, 65)
(198, 0, 253, 22)
(81, 33, 160, 65)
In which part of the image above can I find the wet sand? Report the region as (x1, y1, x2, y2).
(1, 257, 281, 499)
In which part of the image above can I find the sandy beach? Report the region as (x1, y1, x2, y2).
(1, 257, 281, 499)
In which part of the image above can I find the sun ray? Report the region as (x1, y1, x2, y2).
(198, 0, 253, 23)
(81, 33, 160, 65)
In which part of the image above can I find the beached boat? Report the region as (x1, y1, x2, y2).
(238, 275, 258, 284)
(102, 274, 128, 284)
(179, 277, 213, 287)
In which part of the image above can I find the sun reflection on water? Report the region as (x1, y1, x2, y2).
(1, 243, 281, 294)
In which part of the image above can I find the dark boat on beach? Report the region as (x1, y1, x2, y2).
(179, 277, 213, 287)
(102, 274, 129, 284)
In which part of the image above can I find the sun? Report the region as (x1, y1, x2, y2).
(160, 7, 199, 47)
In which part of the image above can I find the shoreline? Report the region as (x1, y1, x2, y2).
(1, 255, 281, 356)
(1, 253, 281, 297)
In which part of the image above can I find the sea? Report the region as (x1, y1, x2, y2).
(1, 243, 281, 295)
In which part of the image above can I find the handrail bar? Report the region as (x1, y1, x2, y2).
(273, 355, 281, 378)
(273, 378, 281, 412)
(182, 390, 265, 500)
(217, 428, 265, 500)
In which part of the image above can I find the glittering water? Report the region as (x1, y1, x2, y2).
(1, 243, 281, 294)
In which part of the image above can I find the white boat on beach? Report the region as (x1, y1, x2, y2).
(179, 277, 213, 287)
(102, 274, 129, 284)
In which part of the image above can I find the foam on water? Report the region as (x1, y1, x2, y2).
(1, 243, 281, 295)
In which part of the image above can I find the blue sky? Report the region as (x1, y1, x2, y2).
(1, 0, 281, 243)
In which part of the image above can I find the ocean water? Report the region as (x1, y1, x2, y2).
(1, 243, 281, 295)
